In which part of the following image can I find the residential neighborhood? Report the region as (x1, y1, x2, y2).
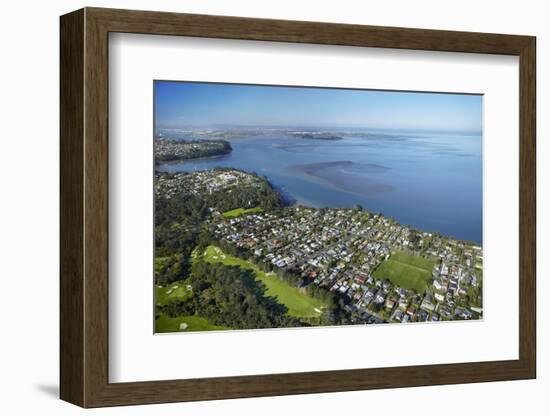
(156, 168, 483, 326)
(208, 203, 483, 324)
(155, 169, 263, 200)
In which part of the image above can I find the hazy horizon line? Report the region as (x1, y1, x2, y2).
(154, 124, 483, 136)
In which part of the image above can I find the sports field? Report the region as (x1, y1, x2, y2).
(203, 245, 328, 318)
(372, 251, 436, 294)
(222, 207, 263, 218)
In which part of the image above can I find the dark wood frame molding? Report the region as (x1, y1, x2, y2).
(60, 7, 536, 408)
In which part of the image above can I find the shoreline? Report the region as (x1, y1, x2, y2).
(157, 164, 482, 246)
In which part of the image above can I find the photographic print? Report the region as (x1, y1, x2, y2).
(154, 81, 483, 334)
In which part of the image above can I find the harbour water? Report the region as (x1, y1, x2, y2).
(157, 130, 482, 244)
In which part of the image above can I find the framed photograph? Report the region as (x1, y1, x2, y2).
(60, 7, 536, 408)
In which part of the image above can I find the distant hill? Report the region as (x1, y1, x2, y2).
(155, 139, 232, 162)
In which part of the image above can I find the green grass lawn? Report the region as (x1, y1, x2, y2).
(372, 251, 436, 294)
(155, 280, 192, 306)
(222, 207, 263, 218)
(155, 280, 230, 333)
(155, 314, 230, 333)
(390, 251, 436, 270)
(203, 245, 328, 318)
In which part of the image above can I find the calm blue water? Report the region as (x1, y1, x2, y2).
(158, 131, 482, 244)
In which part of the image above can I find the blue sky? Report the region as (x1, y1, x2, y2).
(154, 81, 482, 133)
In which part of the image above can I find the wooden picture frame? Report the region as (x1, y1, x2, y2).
(60, 7, 536, 408)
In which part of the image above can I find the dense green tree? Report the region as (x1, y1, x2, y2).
(154, 169, 284, 285)
(162, 262, 306, 330)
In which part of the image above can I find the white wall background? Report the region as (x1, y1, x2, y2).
(0, 0, 545, 415)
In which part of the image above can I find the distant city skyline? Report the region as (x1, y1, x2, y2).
(154, 81, 483, 133)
